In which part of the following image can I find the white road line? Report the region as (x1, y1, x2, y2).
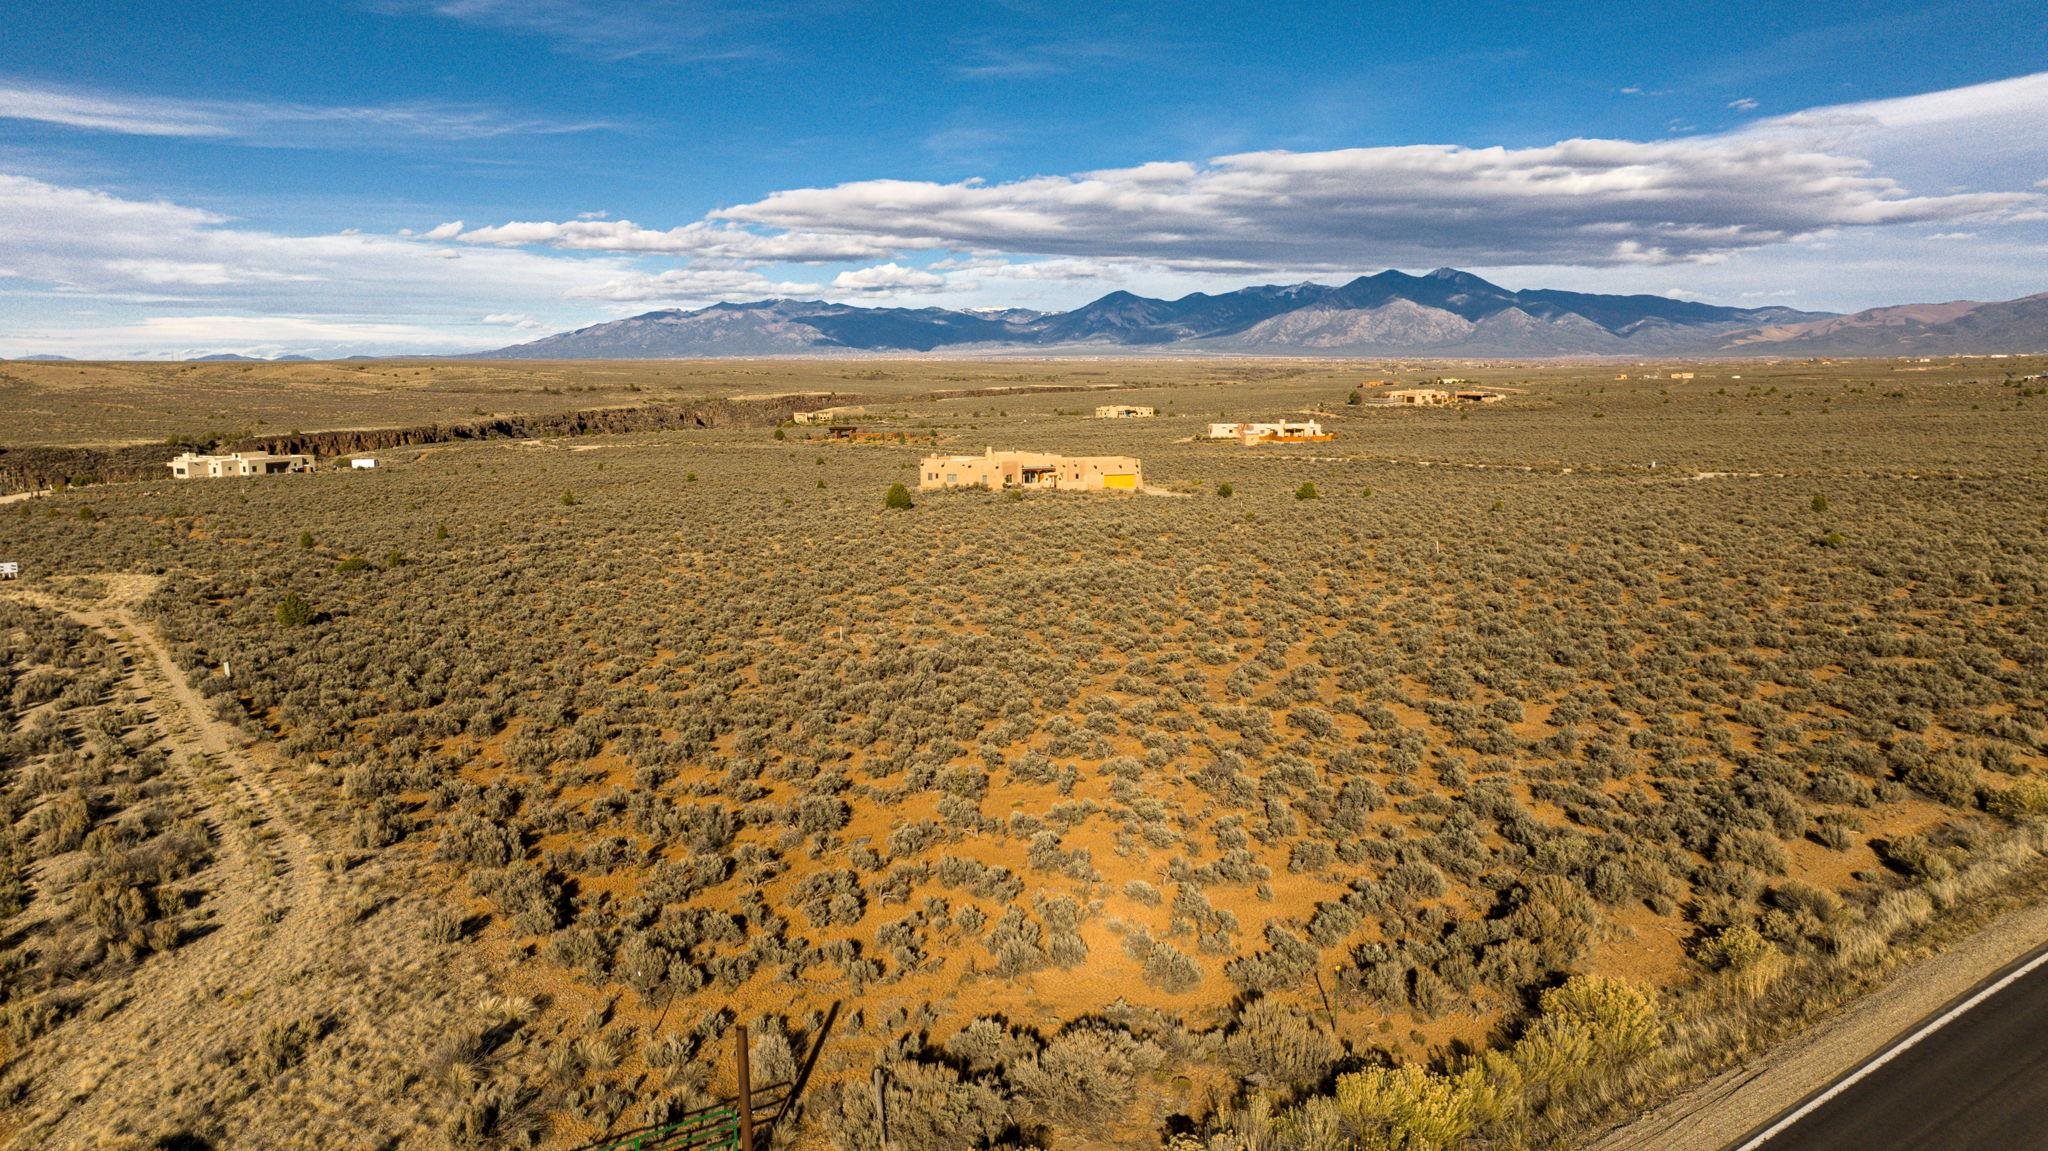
(1732, 945, 2048, 1150)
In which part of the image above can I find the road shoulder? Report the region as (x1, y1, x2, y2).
(1591, 893, 2048, 1151)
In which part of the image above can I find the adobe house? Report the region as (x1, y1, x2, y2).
(1212, 419, 1331, 444)
(1384, 388, 1451, 405)
(918, 448, 1142, 492)
(166, 450, 314, 478)
(1452, 390, 1504, 403)
(1094, 404, 1157, 419)
(349, 457, 379, 469)
(0, 562, 18, 580)
(792, 405, 866, 425)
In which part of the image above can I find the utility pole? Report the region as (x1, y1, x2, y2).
(736, 1025, 754, 1151)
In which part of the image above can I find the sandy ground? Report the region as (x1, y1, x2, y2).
(1591, 896, 2048, 1151)
(0, 576, 351, 1143)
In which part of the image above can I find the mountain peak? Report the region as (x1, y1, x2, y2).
(459, 270, 2048, 360)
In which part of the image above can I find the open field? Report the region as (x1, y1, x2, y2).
(1, 358, 2045, 1150)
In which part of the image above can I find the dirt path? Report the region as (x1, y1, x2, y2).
(1591, 896, 2048, 1151)
(1, 575, 348, 1145)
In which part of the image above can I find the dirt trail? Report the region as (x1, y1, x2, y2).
(1, 574, 348, 1146)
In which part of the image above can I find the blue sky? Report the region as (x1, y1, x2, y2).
(2, 0, 2045, 357)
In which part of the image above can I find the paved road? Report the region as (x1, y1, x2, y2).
(1730, 944, 2048, 1151)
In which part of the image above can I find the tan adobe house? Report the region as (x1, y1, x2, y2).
(1207, 420, 1331, 444)
(792, 405, 866, 425)
(166, 450, 313, 478)
(919, 448, 1142, 492)
(1383, 387, 1452, 405)
(1094, 404, 1157, 419)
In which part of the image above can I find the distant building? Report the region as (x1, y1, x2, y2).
(1384, 388, 1452, 406)
(792, 405, 866, 425)
(350, 458, 378, 469)
(1210, 419, 1330, 444)
(1094, 404, 1157, 419)
(826, 425, 858, 440)
(0, 562, 17, 580)
(1453, 390, 1504, 403)
(167, 450, 313, 479)
(1669, 371, 1696, 380)
(918, 448, 1142, 492)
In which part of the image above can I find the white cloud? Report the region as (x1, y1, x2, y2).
(0, 77, 610, 144)
(566, 267, 823, 303)
(828, 262, 946, 292)
(482, 312, 546, 328)
(453, 217, 897, 262)
(706, 137, 2029, 271)
(381, 0, 814, 61)
(452, 79, 2043, 277)
(0, 172, 642, 356)
(422, 221, 465, 240)
(5, 315, 507, 360)
(1728, 97, 1759, 111)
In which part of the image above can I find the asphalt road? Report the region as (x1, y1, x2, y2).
(1730, 945, 2048, 1151)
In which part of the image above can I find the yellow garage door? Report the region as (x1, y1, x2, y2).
(1103, 473, 1137, 489)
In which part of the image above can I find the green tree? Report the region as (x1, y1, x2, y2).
(298, 530, 314, 549)
(885, 483, 914, 509)
(1811, 493, 1830, 513)
(275, 592, 314, 628)
(1347, 389, 1363, 405)
(1216, 483, 1233, 498)
(1295, 482, 1319, 500)
(561, 489, 578, 506)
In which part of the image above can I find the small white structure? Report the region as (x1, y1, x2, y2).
(167, 450, 313, 479)
(0, 562, 18, 580)
(1094, 404, 1157, 419)
(350, 458, 378, 470)
(1207, 422, 1242, 439)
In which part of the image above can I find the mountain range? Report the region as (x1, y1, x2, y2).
(480, 267, 2045, 358)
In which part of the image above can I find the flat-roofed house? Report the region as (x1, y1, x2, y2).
(792, 405, 867, 425)
(1235, 419, 1331, 444)
(1384, 388, 1451, 405)
(918, 448, 1142, 492)
(1208, 422, 1243, 439)
(1094, 404, 1157, 419)
(166, 450, 314, 479)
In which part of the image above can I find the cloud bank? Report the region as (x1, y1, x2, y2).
(439, 74, 2047, 276)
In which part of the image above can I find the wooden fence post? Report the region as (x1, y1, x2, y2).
(736, 1024, 754, 1151)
